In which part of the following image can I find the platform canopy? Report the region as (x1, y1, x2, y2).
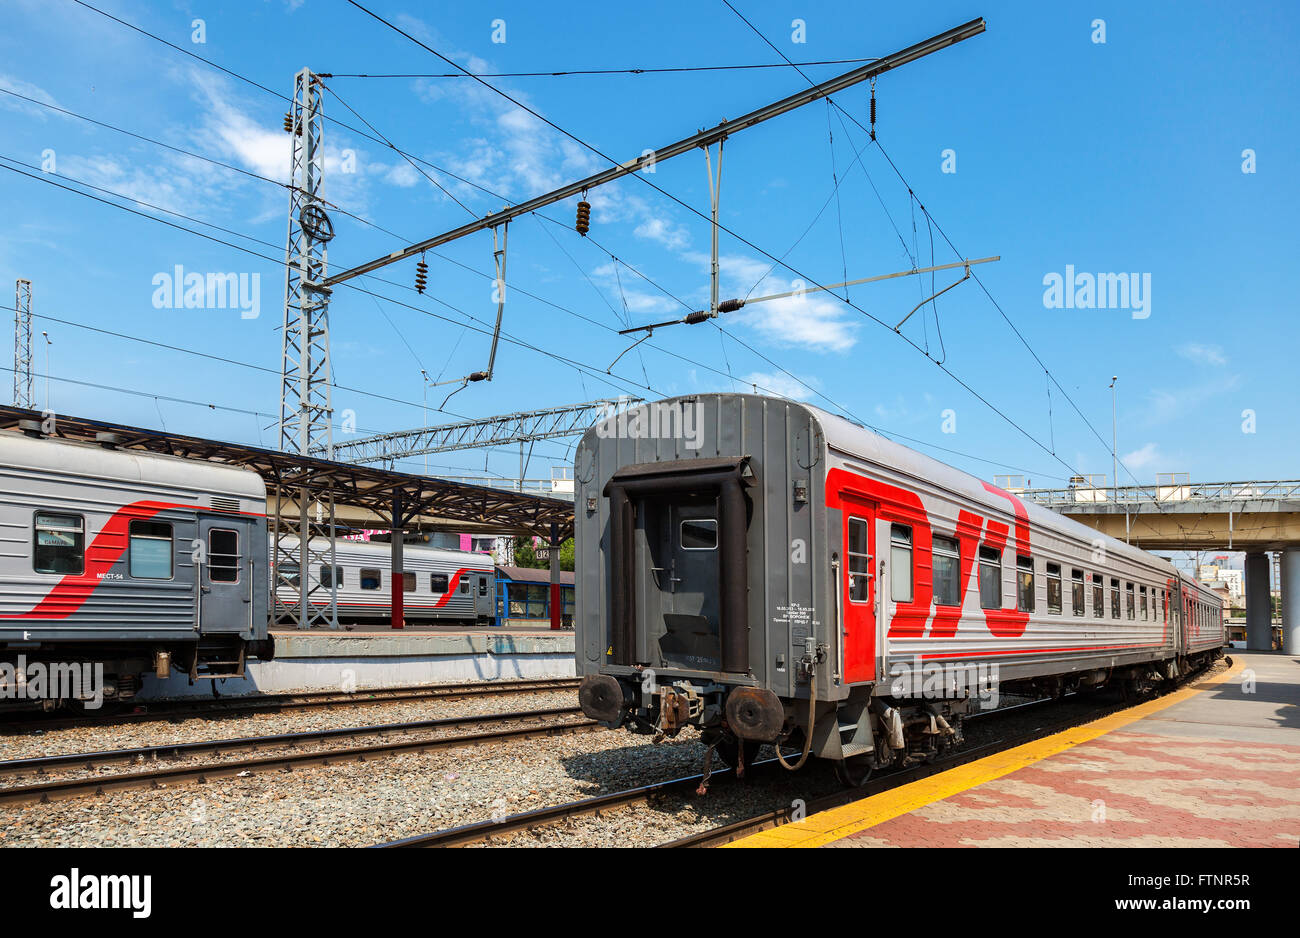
(0, 406, 573, 539)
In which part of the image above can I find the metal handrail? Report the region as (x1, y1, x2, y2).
(1019, 479, 1300, 507)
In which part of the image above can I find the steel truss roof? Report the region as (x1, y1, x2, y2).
(0, 406, 573, 538)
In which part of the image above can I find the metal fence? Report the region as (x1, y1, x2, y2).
(1020, 479, 1300, 508)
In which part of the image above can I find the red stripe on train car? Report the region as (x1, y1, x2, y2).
(1, 499, 258, 621)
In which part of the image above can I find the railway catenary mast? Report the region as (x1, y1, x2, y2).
(12, 279, 32, 410)
(277, 67, 340, 630)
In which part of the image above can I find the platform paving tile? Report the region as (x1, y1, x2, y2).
(830, 729, 1300, 848)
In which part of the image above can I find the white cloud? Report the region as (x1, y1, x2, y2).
(0, 73, 60, 120)
(740, 371, 819, 400)
(1177, 343, 1226, 366)
(1122, 442, 1161, 471)
(634, 216, 689, 251)
(732, 291, 856, 352)
(381, 162, 420, 188)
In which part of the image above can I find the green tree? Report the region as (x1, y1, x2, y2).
(513, 536, 574, 571)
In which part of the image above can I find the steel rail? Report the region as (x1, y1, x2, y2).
(1, 677, 581, 732)
(0, 713, 597, 805)
(381, 663, 1225, 849)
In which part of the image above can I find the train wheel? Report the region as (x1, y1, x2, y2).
(715, 737, 763, 774)
(834, 755, 874, 787)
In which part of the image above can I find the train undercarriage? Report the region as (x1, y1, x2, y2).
(579, 647, 1225, 788)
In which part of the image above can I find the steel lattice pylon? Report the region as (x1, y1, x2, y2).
(13, 280, 32, 409)
(276, 67, 338, 630)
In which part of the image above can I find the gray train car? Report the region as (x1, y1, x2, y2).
(0, 429, 270, 706)
(573, 394, 1223, 780)
(273, 537, 495, 626)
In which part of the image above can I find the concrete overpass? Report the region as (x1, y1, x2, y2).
(1013, 477, 1300, 654)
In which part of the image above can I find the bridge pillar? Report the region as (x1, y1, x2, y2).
(1282, 549, 1300, 656)
(1245, 551, 1272, 650)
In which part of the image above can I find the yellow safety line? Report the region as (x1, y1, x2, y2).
(727, 658, 1245, 848)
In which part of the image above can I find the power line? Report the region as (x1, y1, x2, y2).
(13, 14, 1070, 482)
(710, 1, 1134, 489)
(344, 0, 1083, 479)
(322, 57, 881, 79)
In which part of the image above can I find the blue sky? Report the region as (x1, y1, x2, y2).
(1, 0, 1297, 529)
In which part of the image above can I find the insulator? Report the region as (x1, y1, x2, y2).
(575, 200, 591, 236)
(415, 258, 428, 294)
(869, 88, 876, 140)
(283, 113, 293, 134)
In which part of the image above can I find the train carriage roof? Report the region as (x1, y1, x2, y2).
(0, 428, 266, 501)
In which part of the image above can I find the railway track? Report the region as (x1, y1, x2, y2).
(0, 677, 581, 733)
(378, 683, 1186, 848)
(0, 706, 595, 806)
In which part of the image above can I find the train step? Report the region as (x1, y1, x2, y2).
(189, 644, 246, 681)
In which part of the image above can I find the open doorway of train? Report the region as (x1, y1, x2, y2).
(641, 494, 723, 671)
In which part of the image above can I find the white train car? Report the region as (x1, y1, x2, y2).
(272, 538, 496, 626)
(573, 394, 1224, 779)
(0, 427, 270, 704)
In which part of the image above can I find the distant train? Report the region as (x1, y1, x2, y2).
(0, 429, 499, 708)
(272, 537, 496, 627)
(573, 394, 1225, 782)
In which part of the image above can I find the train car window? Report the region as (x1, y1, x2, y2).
(1016, 556, 1035, 613)
(276, 562, 300, 589)
(479, 578, 488, 597)
(1140, 586, 1148, 619)
(890, 524, 913, 603)
(680, 519, 718, 550)
(1071, 569, 1085, 616)
(33, 512, 85, 575)
(360, 568, 382, 590)
(208, 529, 239, 583)
(459, 579, 469, 594)
(932, 535, 961, 607)
(128, 520, 172, 579)
(1092, 574, 1104, 617)
(1125, 583, 1136, 620)
(846, 517, 871, 603)
(319, 565, 344, 588)
(403, 572, 416, 593)
(1046, 562, 1062, 614)
(431, 573, 450, 593)
(978, 546, 1002, 609)
(1110, 578, 1120, 618)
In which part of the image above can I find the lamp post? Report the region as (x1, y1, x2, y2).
(1108, 375, 1118, 502)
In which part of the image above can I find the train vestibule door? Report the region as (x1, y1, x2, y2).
(474, 574, 494, 620)
(197, 517, 255, 635)
(643, 496, 722, 671)
(839, 502, 877, 684)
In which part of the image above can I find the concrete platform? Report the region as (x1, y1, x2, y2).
(139, 627, 576, 701)
(731, 652, 1300, 848)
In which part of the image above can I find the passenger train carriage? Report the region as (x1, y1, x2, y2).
(0, 428, 270, 703)
(0, 428, 499, 708)
(272, 537, 496, 627)
(574, 394, 1224, 779)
